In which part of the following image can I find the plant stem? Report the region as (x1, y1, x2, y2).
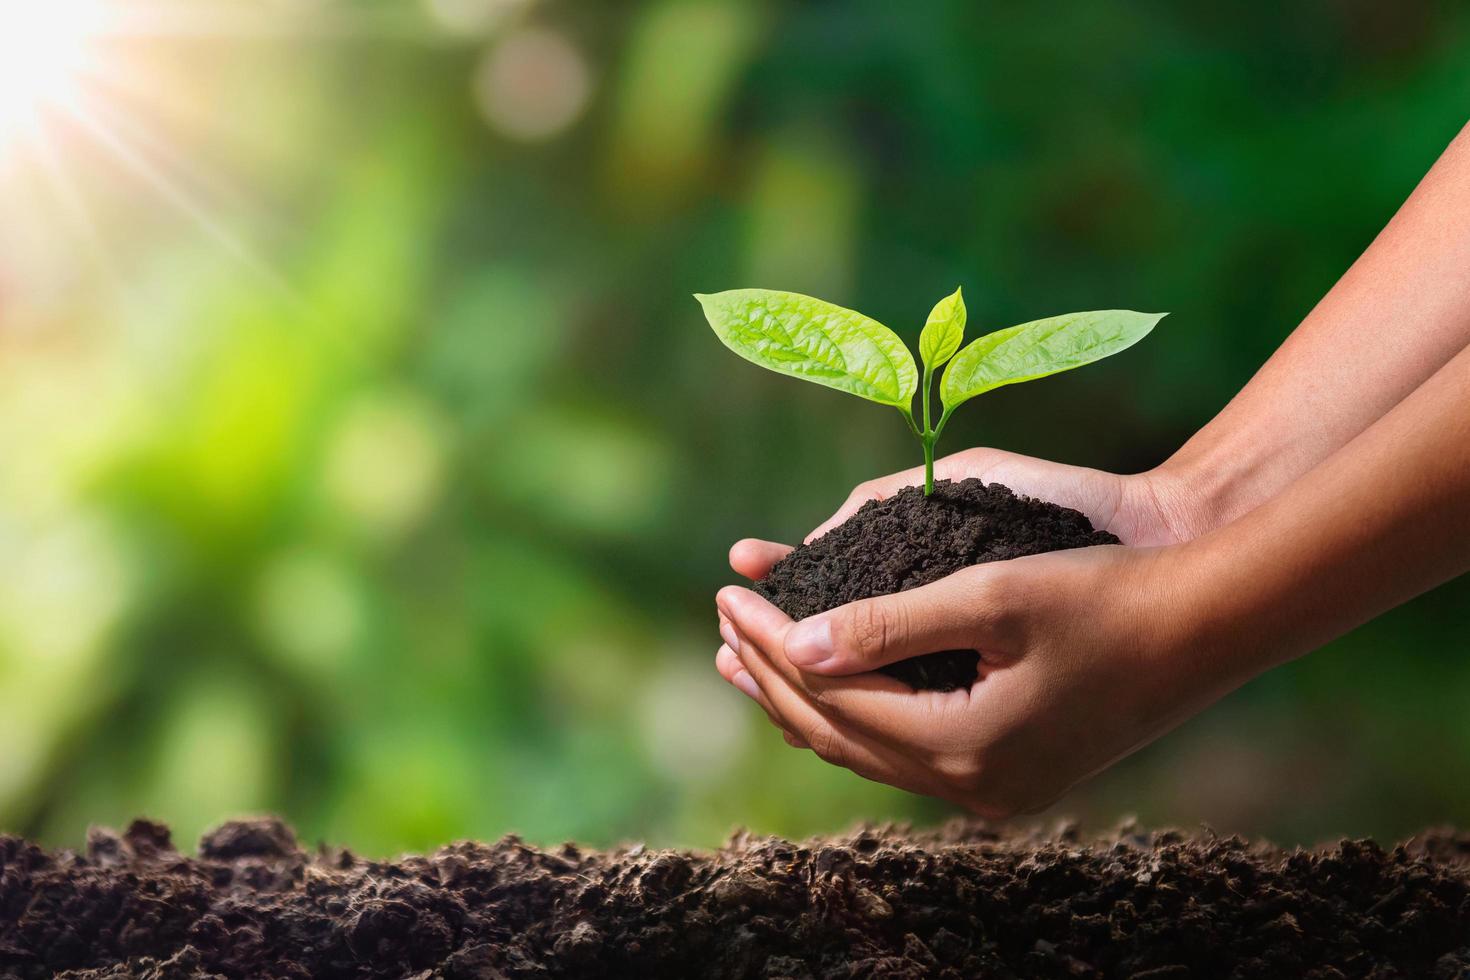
(921, 365, 935, 495)
(934, 406, 953, 441)
(920, 406, 956, 496)
(908, 375, 952, 496)
(922, 433, 936, 495)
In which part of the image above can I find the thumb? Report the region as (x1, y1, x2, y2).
(784, 567, 1011, 676)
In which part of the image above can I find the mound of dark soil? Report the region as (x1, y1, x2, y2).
(4, 818, 1469, 979)
(754, 478, 1118, 691)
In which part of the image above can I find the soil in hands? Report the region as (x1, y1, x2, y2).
(5, 817, 1470, 979)
(754, 478, 1118, 692)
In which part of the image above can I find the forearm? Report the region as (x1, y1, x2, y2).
(1152, 120, 1470, 535)
(1176, 342, 1470, 692)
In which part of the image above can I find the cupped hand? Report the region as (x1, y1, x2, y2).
(715, 542, 1236, 816)
(715, 446, 1217, 790)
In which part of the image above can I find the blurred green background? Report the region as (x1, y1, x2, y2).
(1, 0, 1468, 856)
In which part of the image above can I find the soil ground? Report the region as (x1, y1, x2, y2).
(3, 818, 1469, 979)
(755, 478, 1118, 691)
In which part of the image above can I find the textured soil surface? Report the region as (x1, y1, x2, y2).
(4, 818, 1470, 979)
(755, 478, 1119, 691)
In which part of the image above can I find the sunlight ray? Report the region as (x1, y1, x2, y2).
(24, 125, 125, 293)
(71, 57, 282, 211)
(0, 0, 480, 326)
(72, 77, 273, 232)
(58, 95, 298, 299)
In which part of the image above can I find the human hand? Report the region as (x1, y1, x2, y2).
(715, 541, 1243, 817)
(716, 445, 1211, 755)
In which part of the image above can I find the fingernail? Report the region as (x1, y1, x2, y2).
(786, 617, 833, 667)
(719, 621, 740, 654)
(732, 670, 760, 701)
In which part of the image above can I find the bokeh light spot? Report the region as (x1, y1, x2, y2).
(0, 513, 129, 664)
(473, 27, 591, 142)
(322, 392, 448, 539)
(256, 547, 363, 672)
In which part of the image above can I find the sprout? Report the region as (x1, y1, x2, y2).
(696, 287, 1164, 494)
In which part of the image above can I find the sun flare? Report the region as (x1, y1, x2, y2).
(0, 1, 482, 308)
(0, 0, 106, 152)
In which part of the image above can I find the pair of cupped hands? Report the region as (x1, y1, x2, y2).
(714, 448, 1220, 819)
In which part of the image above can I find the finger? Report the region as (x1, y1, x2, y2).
(716, 642, 804, 745)
(733, 626, 1006, 809)
(726, 623, 941, 796)
(718, 584, 934, 690)
(779, 570, 1012, 677)
(717, 631, 773, 710)
(720, 587, 974, 750)
(772, 717, 811, 749)
(714, 641, 743, 682)
(974, 454, 1123, 535)
(716, 585, 797, 658)
(729, 539, 793, 580)
(718, 634, 810, 748)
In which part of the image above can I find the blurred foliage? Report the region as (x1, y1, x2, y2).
(1, 0, 1468, 855)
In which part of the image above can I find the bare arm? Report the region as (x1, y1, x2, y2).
(1158, 119, 1470, 535)
(1186, 341, 1470, 688)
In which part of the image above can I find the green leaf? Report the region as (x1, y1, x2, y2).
(941, 310, 1165, 413)
(918, 286, 965, 372)
(695, 289, 918, 408)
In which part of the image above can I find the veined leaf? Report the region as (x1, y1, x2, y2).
(696, 289, 918, 408)
(941, 310, 1165, 413)
(918, 286, 965, 372)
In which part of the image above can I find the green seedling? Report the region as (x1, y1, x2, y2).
(696, 288, 1164, 495)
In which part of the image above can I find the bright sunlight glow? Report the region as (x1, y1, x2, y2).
(0, 1, 104, 151)
(0, 0, 474, 304)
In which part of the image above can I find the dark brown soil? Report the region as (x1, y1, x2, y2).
(4, 818, 1470, 979)
(754, 479, 1119, 691)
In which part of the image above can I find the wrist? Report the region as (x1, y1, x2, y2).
(1168, 524, 1310, 684)
(1115, 463, 1225, 546)
(1135, 442, 1270, 543)
(1129, 536, 1281, 712)
(1143, 415, 1339, 543)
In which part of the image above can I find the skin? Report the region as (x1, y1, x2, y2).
(713, 120, 1470, 816)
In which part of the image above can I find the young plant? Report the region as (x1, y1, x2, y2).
(695, 288, 1164, 495)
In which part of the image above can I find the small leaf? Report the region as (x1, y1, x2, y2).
(696, 289, 919, 408)
(918, 286, 966, 372)
(941, 310, 1165, 413)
